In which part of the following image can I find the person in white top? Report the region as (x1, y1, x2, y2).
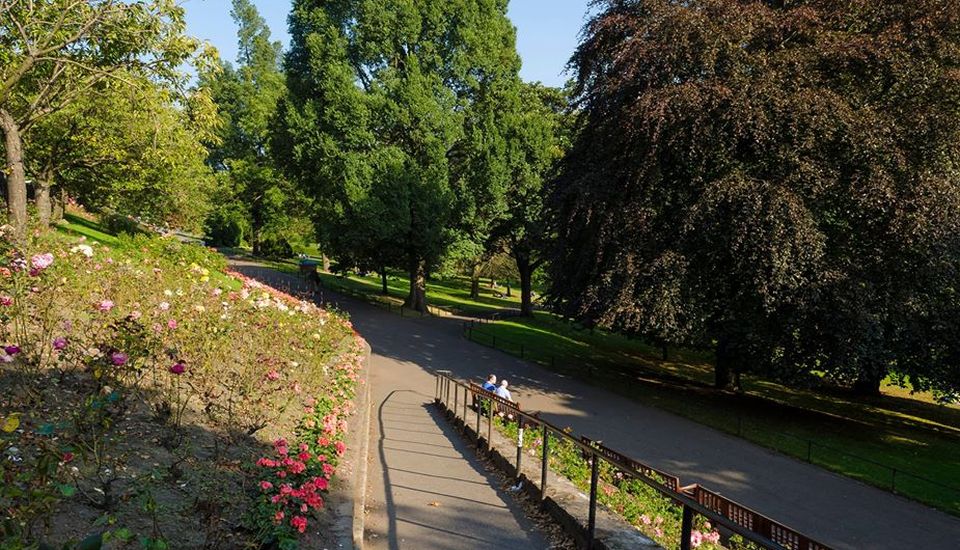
(494, 379, 513, 402)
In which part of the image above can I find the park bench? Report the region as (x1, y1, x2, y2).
(469, 382, 521, 421)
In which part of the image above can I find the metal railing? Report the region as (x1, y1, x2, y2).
(433, 371, 832, 550)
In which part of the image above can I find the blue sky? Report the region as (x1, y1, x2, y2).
(181, 0, 592, 88)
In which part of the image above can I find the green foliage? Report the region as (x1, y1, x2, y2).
(258, 233, 293, 261)
(204, 205, 249, 248)
(282, 0, 524, 310)
(550, 0, 960, 394)
(0, 0, 210, 232)
(200, 1, 310, 255)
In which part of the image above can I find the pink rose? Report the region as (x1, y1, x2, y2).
(30, 253, 54, 271)
(95, 299, 114, 312)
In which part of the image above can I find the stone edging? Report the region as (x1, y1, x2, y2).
(352, 340, 373, 548)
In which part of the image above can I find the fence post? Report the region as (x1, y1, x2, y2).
(588, 453, 599, 546)
(453, 382, 458, 420)
(487, 399, 494, 451)
(540, 425, 549, 500)
(680, 505, 694, 550)
(463, 385, 468, 421)
(516, 425, 524, 480)
(476, 395, 482, 441)
(434, 374, 440, 403)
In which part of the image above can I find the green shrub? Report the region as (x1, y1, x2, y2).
(258, 234, 293, 260)
(204, 207, 247, 248)
(101, 212, 146, 236)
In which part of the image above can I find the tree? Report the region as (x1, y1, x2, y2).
(23, 76, 218, 231)
(493, 82, 569, 316)
(549, 0, 960, 394)
(283, 0, 524, 312)
(201, 0, 310, 252)
(0, 0, 200, 235)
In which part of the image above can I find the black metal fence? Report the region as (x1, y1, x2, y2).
(433, 371, 832, 550)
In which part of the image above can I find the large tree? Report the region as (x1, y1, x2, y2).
(201, 0, 311, 253)
(282, 0, 522, 312)
(493, 82, 569, 316)
(549, 0, 960, 394)
(0, 0, 200, 235)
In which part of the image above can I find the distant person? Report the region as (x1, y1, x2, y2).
(482, 374, 497, 392)
(495, 379, 513, 402)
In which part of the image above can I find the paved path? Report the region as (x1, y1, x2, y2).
(230, 261, 550, 550)
(231, 262, 960, 550)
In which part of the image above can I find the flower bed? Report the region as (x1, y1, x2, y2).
(0, 227, 364, 549)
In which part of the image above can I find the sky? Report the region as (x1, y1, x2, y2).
(181, 0, 593, 88)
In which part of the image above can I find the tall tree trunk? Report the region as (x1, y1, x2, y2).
(714, 336, 735, 389)
(0, 109, 28, 237)
(51, 187, 66, 222)
(35, 170, 53, 227)
(506, 281, 511, 297)
(516, 254, 534, 316)
(852, 369, 884, 396)
(381, 267, 389, 295)
(322, 254, 330, 272)
(470, 262, 481, 299)
(405, 260, 427, 313)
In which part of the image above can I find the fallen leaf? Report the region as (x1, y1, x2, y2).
(428, 501, 441, 507)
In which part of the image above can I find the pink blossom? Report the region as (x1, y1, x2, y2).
(128, 310, 142, 321)
(110, 352, 128, 366)
(167, 319, 177, 330)
(95, 299, 115, 312)
(30, 253, 54, 271)
(290, 515, 307, 533)
(273, 510, 284, 525)
(335, 441, 346, 456)
(169, 362, 186, 375)
(266, 370, 281, 381)
(52, 336, 68, 350)
(259, 480, 273, 491)
(0, 295, 12, 307)
(158, 301, 170, 311)
(690, 530, 703, 548)
(4, 345, 20, 355)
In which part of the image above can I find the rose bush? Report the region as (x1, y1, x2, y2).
(0, 226, 363, 548)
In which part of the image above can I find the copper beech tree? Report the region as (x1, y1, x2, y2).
(548, 0, 960, 395)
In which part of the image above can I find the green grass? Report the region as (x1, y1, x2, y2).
(57, 213, 120, 245)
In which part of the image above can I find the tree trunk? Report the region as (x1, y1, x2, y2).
(51, 187, 66, 222)
(517, 254, 534, 316)
(506, 281, 512, 297)
(405, 260, 427, 313)
(0, 109, 28, 237)
(322, 254, 330, 272)
(381, 268, 389, 295)
(714, 336, 735, 389)
(470, 262, 481, 300)
(852, 369, 884, 396)
(35, 172, 53, 227)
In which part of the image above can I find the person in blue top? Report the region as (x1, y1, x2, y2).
(482, 374, 497, 392)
